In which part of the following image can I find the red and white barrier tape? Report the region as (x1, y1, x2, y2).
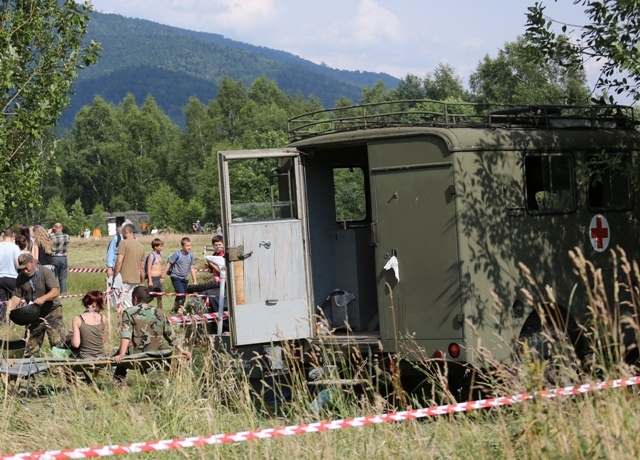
(59, 291, 216, 300)
(68, 267, 107, 273)
(167, 312, 228, 324)
(148, 291, 216, 298)
(2, 374, 639, 460)
(59, 293, 85, 299)
(68, 267, 210, 273)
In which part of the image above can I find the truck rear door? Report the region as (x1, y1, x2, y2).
(218, 148, 313, 346)
(368, 140, 463, 346)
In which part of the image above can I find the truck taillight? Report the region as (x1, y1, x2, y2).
(432, 349, 444, 359)
(448, 343, 461, 358)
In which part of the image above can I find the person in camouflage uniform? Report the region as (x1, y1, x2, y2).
(113, 285, 190, 381)
(9, 253, 67, 357)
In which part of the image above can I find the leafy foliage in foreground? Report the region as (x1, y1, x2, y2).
(0, 0, 100, 224)
(524, 1, 640, 102)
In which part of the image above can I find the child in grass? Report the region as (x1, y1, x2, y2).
(206, 234, 225, 283)
(160, 237, 197, 313)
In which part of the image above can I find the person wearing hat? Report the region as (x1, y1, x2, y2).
(8, 253, 67, 357)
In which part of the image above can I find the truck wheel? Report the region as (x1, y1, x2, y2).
(518, 323, 579, 386)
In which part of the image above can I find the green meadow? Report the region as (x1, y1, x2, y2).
(1, 235, 639, 459)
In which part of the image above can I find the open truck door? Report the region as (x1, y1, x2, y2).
(218, 148, 313, 346)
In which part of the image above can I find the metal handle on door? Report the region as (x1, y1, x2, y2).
(371, 221, 378, 246)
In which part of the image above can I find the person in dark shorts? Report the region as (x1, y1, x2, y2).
(146, 238, 164, 308)
(160, 237, 197, 313)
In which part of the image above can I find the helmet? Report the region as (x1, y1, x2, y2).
(9, 302, 41, 326)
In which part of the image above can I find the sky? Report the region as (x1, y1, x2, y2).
(89, 0, 601, 93)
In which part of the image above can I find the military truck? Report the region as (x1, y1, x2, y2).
(214, 100, 640, 397)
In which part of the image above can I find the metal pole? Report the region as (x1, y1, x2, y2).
(217, 267, 226, 336)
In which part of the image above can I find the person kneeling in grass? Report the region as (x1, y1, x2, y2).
(113, 285, 191, 382)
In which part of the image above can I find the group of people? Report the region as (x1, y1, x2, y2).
(8, 262, 189, 382)
(105, 221, 204, 313)
(0, 222, 70, 305)
(0, 221, 227, 383)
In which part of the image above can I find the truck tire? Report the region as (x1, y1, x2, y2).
(518, 323, 579, 386)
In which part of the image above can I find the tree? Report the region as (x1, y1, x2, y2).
(118, 94, 181, 207)
(88, 203, 107, 235)
(469, 37, 590, 105)
(209, 76, 249, 143)
(62, 96, 123, 212)
(359, 81, 394, 105)
(423, 63, 469, 101)
(68, 198, 88, 237)
(146, 183, 181, 230)
(0, 0, 100, 222)
(394, 74, 426, 100)
(44, 195, 69, 230)
(523, 1, 640, 101)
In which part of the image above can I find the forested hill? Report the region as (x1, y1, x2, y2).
(61, 12, 398, 130)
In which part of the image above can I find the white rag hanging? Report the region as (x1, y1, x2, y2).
(384, 256, 400, 282)
(111, 273, 123, 292)
(107, 274, 124, 311)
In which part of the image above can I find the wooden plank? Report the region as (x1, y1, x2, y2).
(233, 260, 245, 305)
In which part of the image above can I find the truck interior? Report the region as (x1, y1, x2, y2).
(303, 144, 380, 338)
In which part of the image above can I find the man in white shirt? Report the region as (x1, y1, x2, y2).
(0, 226, 20, 318)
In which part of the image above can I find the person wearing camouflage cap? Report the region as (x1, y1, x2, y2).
(8, 253, 66, 357)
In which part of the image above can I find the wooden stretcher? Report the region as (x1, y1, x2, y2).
(0, 348, 175, 393)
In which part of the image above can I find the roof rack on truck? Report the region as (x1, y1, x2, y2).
(287, 99, 637, 142)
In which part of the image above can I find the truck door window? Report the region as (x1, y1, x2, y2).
(228, 157, 298, 221)
(334, 167, 366, 222)
(587, 152, 633, 212)
(525, 154, 575, 214)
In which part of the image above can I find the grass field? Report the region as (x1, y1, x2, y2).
(1, 236, 640, 459)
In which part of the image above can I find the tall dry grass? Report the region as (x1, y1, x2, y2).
(1, 240, 640, 459)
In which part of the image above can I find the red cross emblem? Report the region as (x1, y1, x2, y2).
(589, 214, 610, 252)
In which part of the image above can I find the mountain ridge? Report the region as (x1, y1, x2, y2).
(61, 12, 399, 129)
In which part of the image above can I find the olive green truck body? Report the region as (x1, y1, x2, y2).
(217, 102, 640, 374)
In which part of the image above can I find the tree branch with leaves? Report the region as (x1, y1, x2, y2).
(523, 1, 640, 102)
(0, 0, 100, 222)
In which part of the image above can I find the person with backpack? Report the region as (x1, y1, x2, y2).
(105, 223, 125, 278)
(160, 237, 197, 313)
(105, 222, 127, 309)
(145, 238, 164, 308)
